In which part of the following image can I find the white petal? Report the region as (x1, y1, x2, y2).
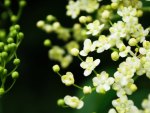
(84, 70, 92, 76)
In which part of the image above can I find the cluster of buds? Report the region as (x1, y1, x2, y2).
(0, 0, 26, 96)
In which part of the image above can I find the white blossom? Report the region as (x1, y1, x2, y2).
(87, 20, 104, 36)
(61, 72, 74, 86)
(80, 57, 100, 76)
(93, 71, 114, 93)
(64, 95, 84, 109)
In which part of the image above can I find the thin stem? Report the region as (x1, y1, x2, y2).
(73, 84, 83, 90)
(7, 65, 18, 77)
(77, 55, 84, 62)
(93, 70, 97, 75)
(4, 79, 16, 94)
(57, 72, 62, 77)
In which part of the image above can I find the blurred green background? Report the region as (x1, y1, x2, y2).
(0, 0, 150, 113)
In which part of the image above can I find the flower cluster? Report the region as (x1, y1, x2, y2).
(0, 0, 26, 96)
(38, 0, 150, 112)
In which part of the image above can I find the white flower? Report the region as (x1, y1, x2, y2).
(119, 46, 131, 57)
(79, 0, 99, 13)
(111, 96, 140, 113)
(117, 6, 137, 18)
(48, 46, 65, 61)
(87, 20, 104, 36)
(109, 21, 126, 41)
(66, 0, 80, 19)
(61, 72, 74, 86)
(83, 86, 92, 94)
(80, 57, 100, 76)
(142, 94, 150, 112)
(92, 35, 111, 53)
(80, 39, 93, 56)
(64, 95, 84, 109)
(92, 71, 114, 93)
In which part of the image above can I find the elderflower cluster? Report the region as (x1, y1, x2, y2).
(38, 0, 150, 112)
(0, 0, 26, 96)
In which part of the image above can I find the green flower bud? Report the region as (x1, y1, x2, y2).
(4, 0, 11, 7)
(111, 3, 118, 9)
(10, 30, 17, 37)
(46, 15, 55, 22)
(11, 15, 18, 23)
(52, 64, 60, 73)
(19, 0, 26, 7)
(8, 43, 17, 50)
(111, 51, 119, 61)
(0, 88, 5, 96)
(14, 24, 20, 31)
(7, 37, 14, 43)
(13, 58, 20, 65)
(128, 38, 137, 46)
(43, 39, 51, 47)
(36, 20, 45, 28)
(79, 16, 86, 23)
(3, 69, 7, 75)
(1, 51, 8, 58)
(12, 71, 19, 79)
(4, 45, 9, 51)
(70, 48, 79, 56)
(17, 32, 24, 40)
(57, 99, 65, 107)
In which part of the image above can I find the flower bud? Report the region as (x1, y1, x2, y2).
(0, 88, 5, 96)
(52, 65, 60, 73)
(70, 48, 79, 56)
(12, 71, 19, 79)
(43, 39, 51, 47)
(13, 58, 21, 65)
(36, 20, 45, 28)
(57, 99, 65, 107)
(79, 16, 86, 23)
(111, 51, 119, 61)
(128, 38, 137, 46)
(83, 86, 92, 94)
(111, 3, 118, 9)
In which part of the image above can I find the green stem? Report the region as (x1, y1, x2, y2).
(73, 84, 83, 90)
(57, 72, 62, 77)
(77, 55, 84, 62)
(142, 7, 150, 12)
(4, 79, 16, 94)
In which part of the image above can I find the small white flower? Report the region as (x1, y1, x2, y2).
(119, 46, 131, 57)
(64, 95, 84, 109)
(87, 20, 104, 36)
(79, 0, 99, 13)
(80, 57, 100, 76)
(83, 86, 92, 94)
(111, 96, 140, 113)
(66, 0, 80, 19)
(80, 39, 93, 56)
(117, 6, 137, 18)
(93, 71, 114, 93)
(142, 94, 150, 112)
(92, 35, 111, 53)
(61, 72, 74, 86)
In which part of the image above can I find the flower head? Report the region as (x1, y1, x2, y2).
(61, 72, 74, 86)
(80, 57, 100, 76)
(64, 95, 84, 109)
